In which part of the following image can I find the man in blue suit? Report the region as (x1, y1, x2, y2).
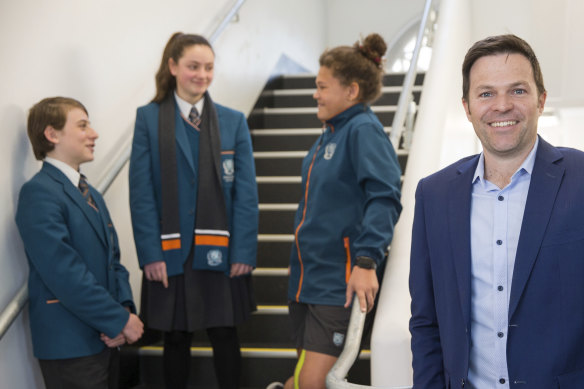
(15, 97, 143, 389)
(409, 34, 584, 388)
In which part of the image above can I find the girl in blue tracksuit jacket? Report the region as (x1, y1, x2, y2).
(282, 33, 402, 389)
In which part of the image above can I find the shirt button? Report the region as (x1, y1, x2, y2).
(498, 332, 504, 338)
(498, 285, 504, 291)
(499, 378, 506, 384)
(498, 195, 504, 201)
(496, 240, 503, 245)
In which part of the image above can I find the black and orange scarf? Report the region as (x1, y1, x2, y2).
(158, 91, 230, 273)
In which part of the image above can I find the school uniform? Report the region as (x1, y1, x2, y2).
(129, 93, 258, 331)
(15, 159, 135, 387)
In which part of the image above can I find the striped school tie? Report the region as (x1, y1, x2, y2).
(189, 106, 201, 127)
(79, 174, 98, 212)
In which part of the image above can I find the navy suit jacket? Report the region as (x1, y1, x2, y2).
(409, 137, 584, 388)
(15, 162, 135, 360)
(129, 100, 259, 276)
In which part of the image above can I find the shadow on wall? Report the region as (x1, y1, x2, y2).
(6, 104, 35, 284)
(269, 53, 312, 80)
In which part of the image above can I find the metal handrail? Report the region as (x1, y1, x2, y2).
(389, 0, 436, 149)
(325, 296, 412, 389)
(0, 0, 246, 343)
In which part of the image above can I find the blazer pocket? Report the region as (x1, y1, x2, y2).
(558, 367, 584, 387)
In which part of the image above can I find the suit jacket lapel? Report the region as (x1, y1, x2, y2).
(509, 138, 564, 318)
(90, 186, 113, 254)
(448, 155, 479, 329)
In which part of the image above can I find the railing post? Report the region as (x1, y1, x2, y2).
(389, 0, 435, 149)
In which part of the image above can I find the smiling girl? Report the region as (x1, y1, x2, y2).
(129, 32, 258, 389)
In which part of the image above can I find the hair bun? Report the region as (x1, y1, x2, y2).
(355, 33, 387, 68)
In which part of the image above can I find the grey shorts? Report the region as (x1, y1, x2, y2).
(288, 301, 352, 357)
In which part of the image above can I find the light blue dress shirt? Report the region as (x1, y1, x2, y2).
(467, 138, 539, 388)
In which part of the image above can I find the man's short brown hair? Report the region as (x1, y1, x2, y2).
(27, 97, 87, 160)
(462, 34, 546, 102)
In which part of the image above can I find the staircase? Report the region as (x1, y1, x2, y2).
(123, 72, 424, 389)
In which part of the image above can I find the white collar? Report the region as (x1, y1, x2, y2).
(174, 91, 205, 120)
(44, 157, 82, 187)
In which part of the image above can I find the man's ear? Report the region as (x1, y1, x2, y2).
(462, 97, 472, 120)
(44, 126, 59, 145)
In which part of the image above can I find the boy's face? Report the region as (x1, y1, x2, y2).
(47, 108, 98, 170)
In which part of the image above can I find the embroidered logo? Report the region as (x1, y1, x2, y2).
(332, 332, 345, 347)
(223, 159, 235, 182)
(324, 143, 337, 160)
(207, 250, 223, 267)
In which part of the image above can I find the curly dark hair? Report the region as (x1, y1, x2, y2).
(319, 33, 387, 104)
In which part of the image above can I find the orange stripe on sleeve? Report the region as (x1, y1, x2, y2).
(344, 237, 352, 284)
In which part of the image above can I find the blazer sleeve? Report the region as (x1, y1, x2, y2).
(349, 122, 402, 265)
(409, 179, 447, 389)
(129, 106, 164, 268)
(228, 111, 259, 267)
(98, 198, 136, 313)
(15, 181, 130, 338)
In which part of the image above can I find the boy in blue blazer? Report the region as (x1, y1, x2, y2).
(15, 97, 143, 389)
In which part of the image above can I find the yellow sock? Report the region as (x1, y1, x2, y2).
(294, 349, 306, 389)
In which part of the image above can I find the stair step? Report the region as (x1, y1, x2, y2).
(250, 127, 393, 152)
(252, 273, 288, 305)
(257, 180, 302, 203)
(257, 240, 293, 268)
(137, 347, 371, 388)
(248, 108, 396, 129)
(255, 86, 422, 109)
(263, 73, 424, 90)
(187, 307, 292, 348)
(254, 150, 408, 176)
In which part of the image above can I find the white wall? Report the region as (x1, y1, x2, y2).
(0, 0, 326, 387)
(325, 0, 426, 50)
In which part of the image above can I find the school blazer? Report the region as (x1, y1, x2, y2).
(409, 137, 584, 388)
(129, 101, 259, 276)
(15, 163, 134, 360)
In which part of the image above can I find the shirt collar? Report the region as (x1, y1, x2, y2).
(174, 91, 205, 119)
(44, 157, 82, 187)
(472, 136, 540, 185)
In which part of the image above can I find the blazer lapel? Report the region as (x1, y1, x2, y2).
(509, 138, 564, 319)
(448, 155, 479, 329)
(174, 108, 196, 174)
(43, 163, 108, 247)
(63, 183, 108, 247)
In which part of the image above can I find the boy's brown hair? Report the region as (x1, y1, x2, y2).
(27, 97, 87, 160)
